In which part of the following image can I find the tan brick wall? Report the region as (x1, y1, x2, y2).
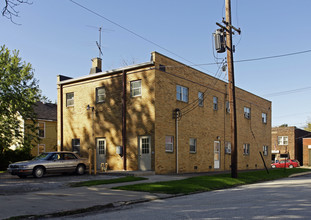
(58, 67, 155, 171)
(57, 52, 271, 174)
(271, 127, 295, 161)
(152, 52, 271, 174)
(303, 138, 311, 166)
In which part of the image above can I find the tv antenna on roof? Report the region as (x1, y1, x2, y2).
(96, 27, 103, 59)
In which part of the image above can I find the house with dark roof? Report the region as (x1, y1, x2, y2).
(30, 102, 57, 155)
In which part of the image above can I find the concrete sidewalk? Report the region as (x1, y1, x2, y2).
(0, 174, 187, 219)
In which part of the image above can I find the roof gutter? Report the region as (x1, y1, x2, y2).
(58, 61, 154, 86)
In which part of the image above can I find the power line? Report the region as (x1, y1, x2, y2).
(69, 0, 213, 73)
(191, 49, 311, 67)
(262, 86, 311, 97)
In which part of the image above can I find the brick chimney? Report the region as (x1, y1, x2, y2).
(89, 57, 102, 74)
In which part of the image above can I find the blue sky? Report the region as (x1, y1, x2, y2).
(2, 0, 311, 128)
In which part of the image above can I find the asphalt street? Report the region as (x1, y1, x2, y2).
(59, 174, 311, 220)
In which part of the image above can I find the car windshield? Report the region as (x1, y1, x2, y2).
(32, 153, 54, 161)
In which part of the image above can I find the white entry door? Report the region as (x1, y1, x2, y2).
(96, 138, 106, 170)
(139, 136, 151, 171)
(214, 141, 220, 169)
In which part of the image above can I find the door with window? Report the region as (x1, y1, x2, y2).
(96, 138, 106, 170)
(138, 136, 151, 171)
(214, 141, 220, 169)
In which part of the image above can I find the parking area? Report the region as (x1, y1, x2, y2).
(0, 172, 117, 195)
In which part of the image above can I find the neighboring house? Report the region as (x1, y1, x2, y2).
(30, 102, 57, 156)
(271, 126, 311, 164)
(302, 138, 311, 166)
(57, 52, 271, 174)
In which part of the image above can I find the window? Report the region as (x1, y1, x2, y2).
(176, 85, 188, 102)
(190, 138, 197, 153)
(96, 87, 106, 103)
(165, 136, 174, 152)
(66, 92, 74, 107)
(72, 139, 80, 154)
(130, 80, 141, 97)
(244, 107, 251, 119)
(38, 122, 45, 138)
(226, 101, 230, 113)
(198, 92, 204, 107)
(225, 142, 231, 154)
(263, 145, 268, 156)
(213, 96, 218, 110)
(262, 113, 267, 124)
(243, 143, 250, 155)
(278, 136, 288, 145)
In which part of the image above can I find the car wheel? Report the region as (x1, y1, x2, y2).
(271, 165, 276, 168)
(289, 165, 294, 168)
(17, 175, 27, 179)
(76, 164, 85, 175)
(33, 166, 45, 178)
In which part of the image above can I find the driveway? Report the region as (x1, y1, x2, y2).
(0, 172, 117, 195)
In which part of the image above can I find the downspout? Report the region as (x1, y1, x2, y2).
(122, 70, 127, 170)
(174, 108, 180, 174)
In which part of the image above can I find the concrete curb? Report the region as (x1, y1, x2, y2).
(289, 171, 311, 178)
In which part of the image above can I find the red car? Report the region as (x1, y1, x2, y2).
(271, 159, 300, 168)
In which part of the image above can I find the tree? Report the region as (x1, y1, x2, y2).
(0, 45, 42, 156)
(2, 0, 32, 23)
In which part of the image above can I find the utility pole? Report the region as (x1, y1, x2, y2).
(225, 0, 238, 178)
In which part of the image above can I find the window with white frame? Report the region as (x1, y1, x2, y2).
(165, 136, 174, 152)
(244, 107, 251, 119)
(278, 136, 288, 145)
(225, 141, 231, 154)
(198, 92, 204, 107)
(38, 122, 45, 138)
(243, 143, 250, 155)
(263, 145, 268, 156)
(130, 80, 142, 97)
(72, 139, 80, 154)
(66, 92, 74, 107)
(262, 113, 267, 124)
(96, 87, 106, 103)
(213, 96, 218, 110)
(176, 85, 188, 102)
(190, 138, 197, 153)
(226, 101, 230, 113)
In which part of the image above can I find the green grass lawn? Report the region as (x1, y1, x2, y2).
(70, 176, 147, 187)
(114, 168, 311, 194)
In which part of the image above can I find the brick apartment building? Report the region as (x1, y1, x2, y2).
(271, 126, 311, 164)
(57, 52, 271, 174)
(302, 138, 311, 166)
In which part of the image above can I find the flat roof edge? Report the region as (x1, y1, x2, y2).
(58, 61, 154, 85)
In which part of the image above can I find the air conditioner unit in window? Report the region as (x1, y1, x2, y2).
(244, 112, 250, 118)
